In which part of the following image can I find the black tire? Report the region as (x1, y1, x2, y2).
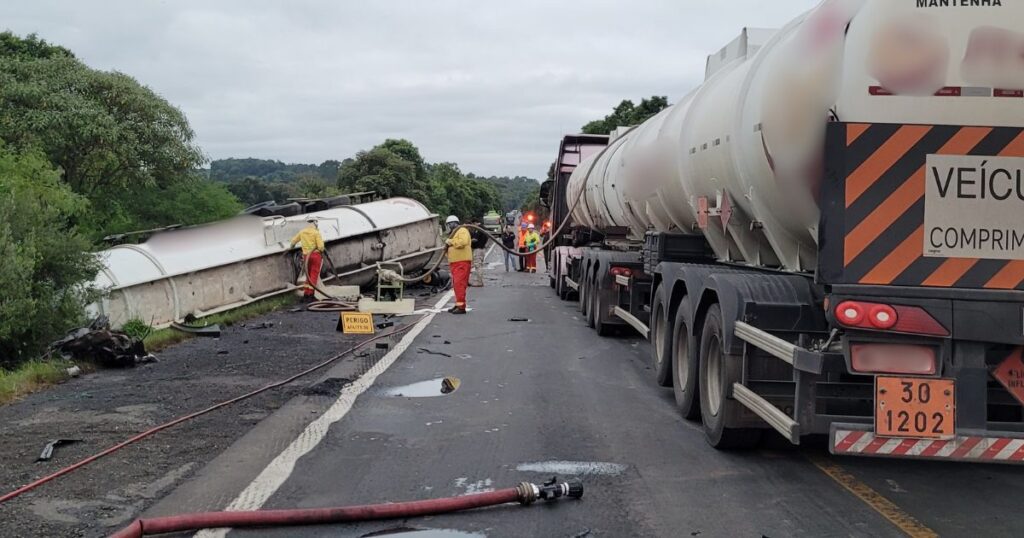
(594, 288, 614, 336)
(549, 275, 556, 288)
(577, 269, 588, 313)
(698, 304, 762, 449)
(585, 275, 597, 329)
(651, 288, 672, 387)
(671, 297, 700, 419)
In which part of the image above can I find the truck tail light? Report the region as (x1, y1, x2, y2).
(850, 343, 937, 375)
(833, 301, 948, 337)
(609, 267, 632, 277)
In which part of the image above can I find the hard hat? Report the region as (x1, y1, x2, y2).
(445, 215, 460, 225)
(306, 216, 318, 223)
(528, 223, 535, 230)
(520, 222, 528, 228)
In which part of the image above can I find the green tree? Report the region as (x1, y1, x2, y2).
(226, 177, 296, 207)
(338, 141, 429, 200)
(426, 162, 501, 221)
(86, 177, 242, 238)
(581, 95, 669, 135)
(294, 174, 339, 198)
(0, 146, 99, 365)
(0, 31, 218, 239)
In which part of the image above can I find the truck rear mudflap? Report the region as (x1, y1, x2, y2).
(831, 423, 1024, 465)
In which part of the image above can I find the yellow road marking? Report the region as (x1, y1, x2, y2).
(808, 455, 938, 538)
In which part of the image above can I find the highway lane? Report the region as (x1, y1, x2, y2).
(153, 249, 1024, 537)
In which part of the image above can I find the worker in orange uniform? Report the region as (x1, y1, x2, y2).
(289, 217, 326, 302)
(444, 215, 472, 314)
(524, 223, 541, 273)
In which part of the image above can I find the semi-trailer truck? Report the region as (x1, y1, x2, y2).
(543, 0, 1024, 463)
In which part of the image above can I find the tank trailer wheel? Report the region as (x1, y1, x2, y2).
(651, 289, 672, 387)
(595, 289, 615, 337)
(585, 276, 597, 329)
(671, 298, 700, 420)
(698, 304, 762, 449)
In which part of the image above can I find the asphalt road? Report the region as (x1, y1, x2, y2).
(142, 248, 1024, 538)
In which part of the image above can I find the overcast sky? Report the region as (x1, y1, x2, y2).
(1, 0, 819, 179)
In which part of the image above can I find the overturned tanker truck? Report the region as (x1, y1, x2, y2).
(90, 197, 442, 328)
(544, 0, 1024, 463)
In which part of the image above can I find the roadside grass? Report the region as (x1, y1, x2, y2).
(144, 294, 299, 351)
(0, 294, 299, 405)
(0, 359, 75, 405)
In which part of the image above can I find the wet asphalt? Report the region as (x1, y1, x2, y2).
(157, 249, 1024, 538)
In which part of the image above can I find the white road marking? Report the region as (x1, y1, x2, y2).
(196, 290, 454, 538)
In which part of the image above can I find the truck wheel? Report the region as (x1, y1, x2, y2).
(577, 272, 588, 313)
(651, 289, 672, 387)
(671, 298, 700, 419)
(585, 276, 597, 329)
(698, 304, 762, 449)
(595, 289, 614, 337)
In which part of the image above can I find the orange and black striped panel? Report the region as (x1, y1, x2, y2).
(818, 122, 1024, 291)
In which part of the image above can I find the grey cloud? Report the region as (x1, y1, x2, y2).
(1, 0, 819, 178)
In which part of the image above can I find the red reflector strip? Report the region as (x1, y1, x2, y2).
(934, 86, 962, 97)
(832, 429, 1024, 463)
(995, 89, 1024, 98)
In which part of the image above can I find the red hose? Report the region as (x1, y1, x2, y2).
(111, 488, 522, 538)
(0, 321, 419, 505)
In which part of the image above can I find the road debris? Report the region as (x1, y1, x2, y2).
(418, 348, 452, 358)
(36, 439, 82, 462)
(50, 316, 149, 368)
(65, 366, 81, 378)
(170, 322, 222, 337)
(515, 461, 627, 476)
(507, 318, 530, 322)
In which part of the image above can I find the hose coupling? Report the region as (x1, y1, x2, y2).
(516, 477, 583, 505)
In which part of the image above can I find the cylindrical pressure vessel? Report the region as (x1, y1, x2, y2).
(568, 0, 1024, 271)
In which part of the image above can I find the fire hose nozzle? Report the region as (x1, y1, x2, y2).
(516, 477, 584, 505)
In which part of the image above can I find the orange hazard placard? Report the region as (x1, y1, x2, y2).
(875, 376, 955, 439)
(338, 312, 374, 334)
(993, 348, 1024, 407)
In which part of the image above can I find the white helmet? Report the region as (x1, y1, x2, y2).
(445, 215, 460, 225)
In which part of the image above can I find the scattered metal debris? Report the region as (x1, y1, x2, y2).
(507, 318, 530, 322)
(36, 439, 82, 462)
(170, 322, 222, 337)
(247, 322, 274, 330)
(418, 348, 452, 358)
(377, 321, 395, 329)
(50, 316, 149, 368)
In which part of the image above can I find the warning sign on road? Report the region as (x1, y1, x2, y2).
(338, 312, 374, 334)
(923, 154, 1024, 260)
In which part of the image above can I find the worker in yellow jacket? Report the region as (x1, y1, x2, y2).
(289, 217, 326, 302)
(444, 215, 472, 314)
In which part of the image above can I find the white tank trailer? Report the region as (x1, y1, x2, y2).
(552, 0, 1024, 463)
(567, 0, 1024, 271)
(91, 197, 442, 328)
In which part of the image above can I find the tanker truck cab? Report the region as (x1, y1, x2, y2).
(551, 0, 1024, 464)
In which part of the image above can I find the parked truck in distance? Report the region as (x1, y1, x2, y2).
(542, 0, 1024, 463)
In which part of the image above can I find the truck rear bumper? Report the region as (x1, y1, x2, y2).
(830, 423, 1024, 464)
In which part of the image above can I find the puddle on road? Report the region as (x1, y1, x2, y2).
(381, 377, 461, 397)
(362, 527, 484, 537)
(515, 460, 627, 476)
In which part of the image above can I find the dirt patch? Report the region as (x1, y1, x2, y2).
(0, 297, 437, 537)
